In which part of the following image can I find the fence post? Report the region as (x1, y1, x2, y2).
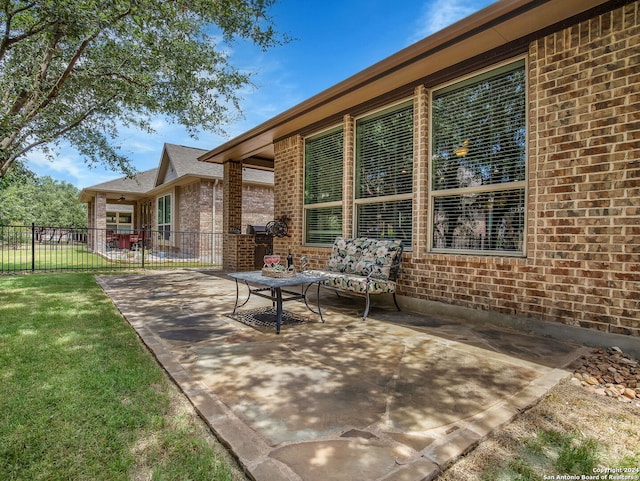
(141, 229, 145, 269)
(31, 223, 35, 272)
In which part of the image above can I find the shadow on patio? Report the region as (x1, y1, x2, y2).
(97, 269, 584, 481)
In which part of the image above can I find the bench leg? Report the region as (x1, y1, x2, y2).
(392, 293, 401, 312)
(362, 292, 371, 321)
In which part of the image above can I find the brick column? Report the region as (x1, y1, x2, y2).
(343, 114, 354, 238)
(94, 193, 107, 253)
(223, 159, 244, 271)
(223, 159, 243, 234)
(413, 85, 429, 254)
(273, 135, 303, 259)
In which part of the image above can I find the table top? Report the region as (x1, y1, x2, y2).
(228, 270, 327, 288)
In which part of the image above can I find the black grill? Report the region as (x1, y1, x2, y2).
(247, 225, 273, 268)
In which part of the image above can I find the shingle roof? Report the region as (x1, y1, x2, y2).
(81, 143, 273, 199)
(163, 143, 220, 179)
(86, 168, 158, 194)
(160, 143, 273, 185)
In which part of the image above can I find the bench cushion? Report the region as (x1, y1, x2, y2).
(305, 269, 397, 295)
(326, 237, 402, 280)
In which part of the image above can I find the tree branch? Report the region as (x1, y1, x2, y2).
(7, 94, 118, 166)
(34, 7, 132, 116)
(0, 2, 51, 62)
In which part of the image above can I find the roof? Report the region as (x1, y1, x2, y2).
(79, 143, 273, 203)
(84, 168, 158, 195)
(157, 143, 220, 184)
(198, 0, 618, 167)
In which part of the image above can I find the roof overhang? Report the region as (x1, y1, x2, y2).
(198, 0, 621, 168)
(78, 189, 147, 204)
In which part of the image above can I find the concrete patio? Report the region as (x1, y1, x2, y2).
(96, 269, 586, 481)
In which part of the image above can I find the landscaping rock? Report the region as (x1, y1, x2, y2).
(570, 347, 640, 403)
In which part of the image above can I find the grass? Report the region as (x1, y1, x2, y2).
(1, 244, 217, 273)
(0, 244, 220, 273)
(1, 244, 120, 272)
(0, 273, 247, 481)
(438, 380, 640, 481)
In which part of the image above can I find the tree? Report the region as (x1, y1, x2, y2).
(0, 174, 86, 226)
(0, 0, 285, 178)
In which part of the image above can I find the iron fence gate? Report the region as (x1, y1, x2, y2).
(0, 224, 223, 274)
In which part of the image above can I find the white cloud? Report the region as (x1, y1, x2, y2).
(409, 0, 487, 45)
(25, 148, 115, 189)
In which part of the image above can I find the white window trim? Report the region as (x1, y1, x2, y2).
(427, 55, 529, 257)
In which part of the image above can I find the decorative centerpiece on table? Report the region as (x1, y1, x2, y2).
(262, 254, 296, 278)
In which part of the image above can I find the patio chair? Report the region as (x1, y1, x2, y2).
(106, 231, 117, 250)
(130, 232, 141, 251)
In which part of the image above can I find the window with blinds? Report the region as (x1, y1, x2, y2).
(430, 59, 526, 255)
(304, 127, 343, 245)
(355, 101, 413, 245)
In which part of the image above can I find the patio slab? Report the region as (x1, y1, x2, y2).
(96, 270, 584, 481)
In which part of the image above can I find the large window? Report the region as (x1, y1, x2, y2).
(355, 101, 413, 244)
(106, 206, 133, 233)
(304, 127, 343, 245)
(157, 193, 172, 242)
(430, 59, 526, 255)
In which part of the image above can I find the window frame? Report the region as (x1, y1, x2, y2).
(428, 56, 528, 257)
(353, 98, 414, 246)
(303, 124, 344, 246)
(157, 192, 173, 244)
(106, 206, 134, 233)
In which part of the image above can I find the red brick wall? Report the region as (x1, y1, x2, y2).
(273, 2, 640, 336)
(177, 181, 200, 232)
(242, 184, 274, 229)
(524, 2, 640, 335)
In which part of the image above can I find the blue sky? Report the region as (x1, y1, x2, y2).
(25, 0, 495, 189)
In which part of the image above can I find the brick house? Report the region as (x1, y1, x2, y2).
(79, 143, 274, 257)
(201, 0, 638, 337)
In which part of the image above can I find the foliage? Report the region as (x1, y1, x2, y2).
(0, 159, 33, 189)
(0, 0, 286, 178)
(0, 174, 86, 226)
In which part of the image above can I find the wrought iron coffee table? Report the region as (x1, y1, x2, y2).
(227, 271, 328, 334)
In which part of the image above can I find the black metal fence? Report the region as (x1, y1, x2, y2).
(0, 224, 223, 274)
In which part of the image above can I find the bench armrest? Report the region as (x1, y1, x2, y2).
(388, 244, 404, 282)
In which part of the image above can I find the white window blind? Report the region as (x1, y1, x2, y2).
(430, 59, 526, 255)
(304, 127, 343, 245)
(355, 101, 413, 245)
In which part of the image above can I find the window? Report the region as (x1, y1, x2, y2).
(430, 59, 526, 255)
(157, 194, 172, 241)
(355, 101, 413, 244)
(140, 201, 152, 231)
(106, 205, 133, 233)
(304, 127, 343, 245)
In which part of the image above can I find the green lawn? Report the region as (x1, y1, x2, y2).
(0, 273, 245, 481)
(1, 244, 218, 273)
(1, 244, 117, 272)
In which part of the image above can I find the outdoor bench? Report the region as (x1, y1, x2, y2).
(303, 236, 404, 320)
